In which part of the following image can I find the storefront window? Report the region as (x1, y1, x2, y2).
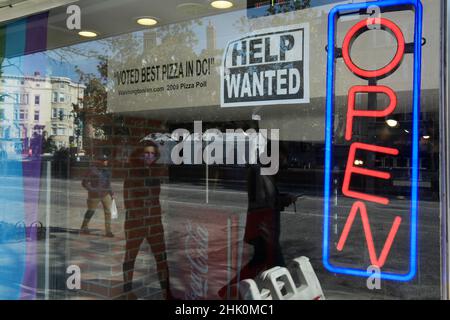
(0, 0, 444, 300)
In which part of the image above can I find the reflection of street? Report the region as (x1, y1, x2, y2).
(0, 242, 26, 299)
(0, 175, 440, 300)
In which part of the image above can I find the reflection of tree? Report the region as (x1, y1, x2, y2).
(51, 20, 208, 152)
(39, 15, 243, 156)
(233, 2, 330, 135)
(42, 134, 57, 154)
(267, 0, 311, 15)
(107, 19, 223, 111)
(46, 42, 111, 67)
(153, 20, 222, 108)
(73, 57, 108, 155)
(235, 2, 313, 33)
(0, 58, 26, 78)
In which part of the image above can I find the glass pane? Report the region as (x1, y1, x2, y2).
(0, 0, 443, 300)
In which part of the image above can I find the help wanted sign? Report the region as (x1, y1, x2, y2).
(221, 24, 310, 107)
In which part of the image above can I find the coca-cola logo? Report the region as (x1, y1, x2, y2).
(184, 220, 209, 300)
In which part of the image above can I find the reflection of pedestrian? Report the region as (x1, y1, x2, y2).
(122, 141, 172, 300)
(80, 154, 114, 237)
(30, 132, 43, 159)
(219, 144, 297, 299)
(54, 147, 70, 179)
(0, 149, 7, 176)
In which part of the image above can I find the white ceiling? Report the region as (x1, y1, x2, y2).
(0, 0, 246, 51)
(44, 0, 246, 50)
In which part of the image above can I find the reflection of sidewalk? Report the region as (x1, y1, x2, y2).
(0, 242, 27, 299)
(64, 207, 165, 300)
(2, 174, 441, 300)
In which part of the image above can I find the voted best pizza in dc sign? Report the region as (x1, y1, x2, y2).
(221, 24, 310, 107)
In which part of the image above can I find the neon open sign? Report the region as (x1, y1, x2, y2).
(323, 0, 423, 281)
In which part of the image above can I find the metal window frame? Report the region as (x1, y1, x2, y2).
(441, 0, 450, 301)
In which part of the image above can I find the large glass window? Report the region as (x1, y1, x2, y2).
(0, 0, 444, 301)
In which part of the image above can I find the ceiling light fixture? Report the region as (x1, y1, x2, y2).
(78, 30, 98, 38)
(137, 17, 158, 26)
(386, 119, 399, 128)
(210, 1, 234, 9)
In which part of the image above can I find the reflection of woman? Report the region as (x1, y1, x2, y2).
(122, 141, 172, 300)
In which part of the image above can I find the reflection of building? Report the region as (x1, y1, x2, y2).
(0, 73, 85, 156)
(206, 21, 216, 51)
(144, 30, 157, 52)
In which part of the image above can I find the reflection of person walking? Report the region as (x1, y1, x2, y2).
(122, 141, 173, 300)
(219, 144, 296, 299)
(80, 154, 114, 237)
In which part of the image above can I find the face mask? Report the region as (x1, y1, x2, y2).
(144, 153, 157, 164)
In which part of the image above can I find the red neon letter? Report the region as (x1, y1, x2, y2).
(337, 201, 402, 268)
(346, 85, 397, 141)
(342, 18, 405, 79)
(343, 142, 399, 205)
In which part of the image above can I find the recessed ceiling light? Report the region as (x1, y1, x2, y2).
(423, 135, 430, 140)
(386, 119, 398, 128)
(210, 1, 234, 9)
(137, 17, 158, 26)
(78, 30, 98, 38)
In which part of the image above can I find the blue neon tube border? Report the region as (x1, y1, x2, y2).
(323, 0, 423, 282)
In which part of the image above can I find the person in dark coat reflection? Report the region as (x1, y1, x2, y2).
(122, 140, 173, 300)
(219, 143, 298, 299)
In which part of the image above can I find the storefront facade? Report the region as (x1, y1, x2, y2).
(0, 0, 447, 300)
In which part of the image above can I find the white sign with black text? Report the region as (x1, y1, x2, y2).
(221, 24, 310, 107)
